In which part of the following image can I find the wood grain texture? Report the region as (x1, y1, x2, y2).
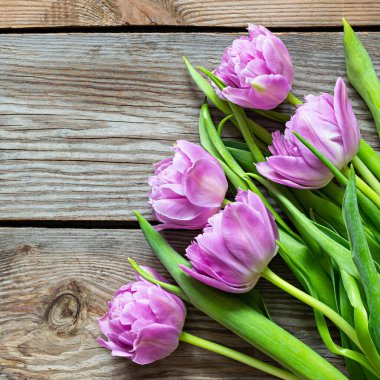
(0, 228, 345, 379)
(0, 0, 379, 28)
(0, 31, 379, 221)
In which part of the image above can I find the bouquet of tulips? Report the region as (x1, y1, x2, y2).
(98, 19, 380, 380)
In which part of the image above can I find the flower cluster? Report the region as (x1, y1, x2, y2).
(98, 21, 380, 380)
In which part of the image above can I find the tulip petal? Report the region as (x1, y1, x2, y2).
(222, 87, 256, 109)
(133, 324, 180, 365)
(180, 265, 256, 293)
(333, 77, 360, 161)
(262, 36, 294, 83)
(250, 74, 291, 109)
(176, 140, 212, 163)
(221, 203, 277, 270)
(153, 198, 205, 222)
(183, 159, 227, 208)
(257, 160, 332, 189)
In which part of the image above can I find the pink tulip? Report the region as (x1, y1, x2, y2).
(98, 267, 186, 365)
(180, 190, 279, 293)
(213, 24, 294, 110)
(149, 140, 228, 230)
(257, 78, 360, 189)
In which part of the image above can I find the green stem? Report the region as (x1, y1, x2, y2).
(286, 92, 303, 107)
(128, 258, 189, 302)
(229, 102, 266, 163)
(179, 332, 298, 380)
(358, 140, 380, 181)
(352, 156, 380, 195)
(342, 166, 380, 209)
(217, 114, 234, 137)
(253, 109, 291, 124)
(244, 116, 272, 145)
(293, 131, 380, 228)
(262, 268, 362, 351)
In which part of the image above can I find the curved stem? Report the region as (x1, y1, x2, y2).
(352, 156, 380, 195)
(342, 166, 380, 209)
(179, 332, 298, 380)
(286, 92, 303, 107)
(217, 114, 234, 137)
(262, 268, 363, 351)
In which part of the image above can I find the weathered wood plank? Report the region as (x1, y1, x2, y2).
(0, 32, 379, 221)
(0, 228, 345, 379)
(0, 0, 379, 29)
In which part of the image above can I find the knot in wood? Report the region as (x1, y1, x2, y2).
(47, 293, 80, 332)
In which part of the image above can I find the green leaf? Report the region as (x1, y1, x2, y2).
(294, 131, 380, 229)
(198, 66, 272, 146)
(200, 102, 246, 177)
(343, 19, 380, 137)
(128, 258, 189, 301)
(343, 167, 380, 353)
(134, 212, 348, 380)
(223, 140, 250, 151)
(278, 231, 336, 310)
(226, 146, 256, 173)
(183, 56, 231, 115)
(198, 102, 249, 192)
(339, 279, 379, 380)
(295, 189, 347, 237)
(255, 175, 360, 279)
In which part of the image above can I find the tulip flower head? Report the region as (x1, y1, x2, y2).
(149, 140, 228, 230)
(213, 24, 294, 110)
(180, 190, 279, 293)
(257, 78, 361, 189)
(98, 267, 186, 364)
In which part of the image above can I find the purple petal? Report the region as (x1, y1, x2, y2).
(132, 324, 180, 365)
(333, 77, 360, 162)
(250, 74, 291, 109)
(221, 203, 277, 271)
(262, 36, 294, 83)
(180, 265, 256, 293)
(153, 198, 205, 222)
(183, 158, 227, 207)
(222, 87, 255, 109)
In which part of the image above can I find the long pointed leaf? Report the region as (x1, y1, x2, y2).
(343, 168, 380, 352)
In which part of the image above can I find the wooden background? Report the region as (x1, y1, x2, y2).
(0, 1, 379, 379)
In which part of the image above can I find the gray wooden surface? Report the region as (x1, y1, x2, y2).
(0, 228, 345, 379)
(0, 32, 379, 222)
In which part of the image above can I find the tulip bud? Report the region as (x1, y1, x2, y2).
(213, 24, 294, 110)
(257, 78, 361, 189)
(98, 267, 186, 364)
(149, 140, 228, 230)
(180, 190, 279, 293)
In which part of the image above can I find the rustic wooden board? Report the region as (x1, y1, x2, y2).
(0, 32, 379, 222)
(0, 0, 379, 29)
(0, 228, 345, 379)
